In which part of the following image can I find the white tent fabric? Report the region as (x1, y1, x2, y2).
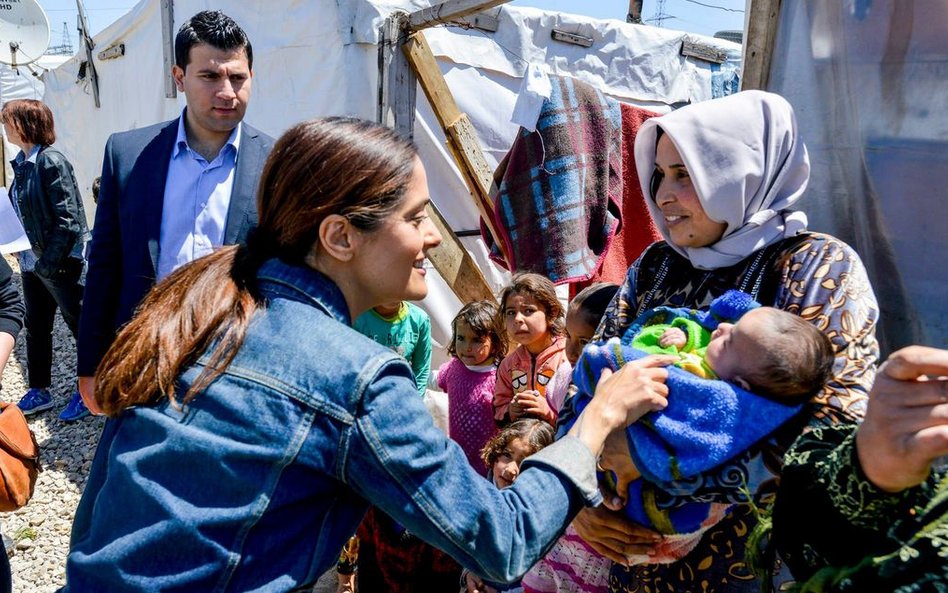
(769, 0, 947, 354)
(39, 0, 738, 365)
(1, 54, 71, 181)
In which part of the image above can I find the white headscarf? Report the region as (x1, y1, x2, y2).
(634, 90, 810, 270)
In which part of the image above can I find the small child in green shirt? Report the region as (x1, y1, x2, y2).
(353, 301, 431, 396)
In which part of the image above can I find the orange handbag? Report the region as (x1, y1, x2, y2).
(0, 402, 41, 512)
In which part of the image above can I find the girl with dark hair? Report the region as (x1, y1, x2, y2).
(439, 299, 506, 475)
(0, 99, 90, 422)
(494, 273, 569, 425)
(60, 117, 672, 593)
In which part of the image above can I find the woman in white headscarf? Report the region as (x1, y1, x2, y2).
(564, 91, 880, 593)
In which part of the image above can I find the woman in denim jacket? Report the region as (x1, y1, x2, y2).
(61, 118, 673, 593)
(1, 99, 90, 421)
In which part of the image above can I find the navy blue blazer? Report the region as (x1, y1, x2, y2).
(77, 118, 274, 376)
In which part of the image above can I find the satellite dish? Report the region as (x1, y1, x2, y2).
(0, 0, 51, 67)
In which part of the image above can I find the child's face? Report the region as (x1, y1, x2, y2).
(704, 307, 773, 386)
(504, 292, 551, 354)
(564, 309, 596, 365)
(454, 320, 494, 366)
(491, 436, 534, 489)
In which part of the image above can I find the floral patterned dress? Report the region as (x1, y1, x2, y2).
(578, 232, 880, 593)
(774, 423, 948, 592)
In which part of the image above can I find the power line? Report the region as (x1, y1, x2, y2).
(679, 0, 744, 13)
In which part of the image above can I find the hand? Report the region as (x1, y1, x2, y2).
(659, 328, 687, 348)
(78, 376, 104, 416)
(462, 569, 499, 593)
(566, 354, 673, 460)
(336, 572, 355, 593)
(509, 393, 525, 420)
(514, 390, 552, 419)
(856, 346, 948, 492)
(571, 505, 661, 566)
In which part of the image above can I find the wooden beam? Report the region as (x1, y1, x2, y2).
(408, 0, 510, 32)
(742, 0, 782, 90)
(403, 31, 510, 267)
(426, 204, 496, 303)
(377, 13, 496, 304)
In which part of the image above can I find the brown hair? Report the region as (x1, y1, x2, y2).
(1, 100, 56, 146)
(480, 418, 554, 468)
(498, 273, 565, 337)
(743, 309, 835, 402)
(96, 117, 417, 415)
(447, 300, 506, 362)
(568, 283, 619, 330)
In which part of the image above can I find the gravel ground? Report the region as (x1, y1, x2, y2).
(1, 256, 104, 592)
(0, 256, 339, 592)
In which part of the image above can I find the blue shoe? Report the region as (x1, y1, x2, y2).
(59, 391, 90, 422)
(17, 388, 54, 416)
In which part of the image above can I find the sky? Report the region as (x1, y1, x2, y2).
(37, 0, 746, 51)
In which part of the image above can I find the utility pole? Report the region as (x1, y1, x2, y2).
(651, 0, 670, 27)
(47, 21, 75, 55)
(627, 0, 644, 24)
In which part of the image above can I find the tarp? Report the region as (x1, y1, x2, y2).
(38, 0, 739, 364)
(769, 0, 947, 354)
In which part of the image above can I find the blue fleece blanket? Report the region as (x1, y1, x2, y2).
(571, 290, 804, 488)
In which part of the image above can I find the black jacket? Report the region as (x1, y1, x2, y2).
(10, 146, 89, 279)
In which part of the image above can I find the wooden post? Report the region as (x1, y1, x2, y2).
(160, 0, 177, 98)
(378, 12, 416, 139)
(378, 13, 497, 303)
(402, 31, 510, 267)
(742, 0, 782, 90)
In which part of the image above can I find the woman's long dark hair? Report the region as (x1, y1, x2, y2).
(96, 118, 417, 415)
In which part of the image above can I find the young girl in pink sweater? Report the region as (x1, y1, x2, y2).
(436, 300, 506, 475)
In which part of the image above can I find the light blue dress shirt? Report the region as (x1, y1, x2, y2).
(156, 113, 241, 280)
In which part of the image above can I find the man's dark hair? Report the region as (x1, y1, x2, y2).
(174, 10, 253, 70)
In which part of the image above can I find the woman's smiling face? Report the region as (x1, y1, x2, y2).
(652, 134, 727, 249)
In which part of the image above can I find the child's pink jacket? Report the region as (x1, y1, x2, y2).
(493, 336, 568, 424)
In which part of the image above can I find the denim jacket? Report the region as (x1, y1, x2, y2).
(62, 259, 601, 593)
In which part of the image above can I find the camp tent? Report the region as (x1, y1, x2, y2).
(766, 0, 948, 353)
(39, 0, 739, 362)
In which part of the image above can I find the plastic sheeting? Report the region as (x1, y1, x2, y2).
(37, 0, 738, 365)
(769, 0, 948, 354)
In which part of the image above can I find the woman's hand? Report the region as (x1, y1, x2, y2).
(572, 505, 661, 566)
(570, 354, 673, 442)
(856, 346, 948, 492)
(461, 569, 499, 593)
(659, 327, 687, 348)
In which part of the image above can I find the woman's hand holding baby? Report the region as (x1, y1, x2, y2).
(567, 355, 674, 459)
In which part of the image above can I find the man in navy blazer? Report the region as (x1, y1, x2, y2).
(77, 10, 274, 413)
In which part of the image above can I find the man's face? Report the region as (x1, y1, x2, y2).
(172, 43, 252, 141)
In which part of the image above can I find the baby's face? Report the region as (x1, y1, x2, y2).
(704, 307, 775, 385)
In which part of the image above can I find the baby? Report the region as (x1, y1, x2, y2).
(631, 301, 834, 402)
(573, 291, 834, 563)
